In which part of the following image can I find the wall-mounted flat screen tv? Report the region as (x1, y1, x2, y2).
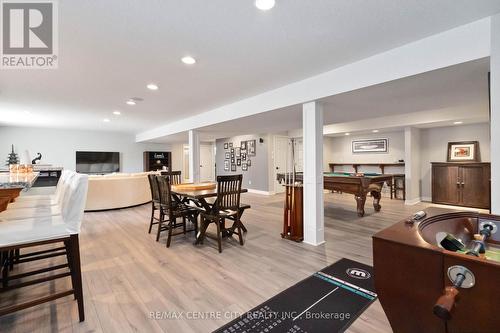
(76, 151, 120, 174)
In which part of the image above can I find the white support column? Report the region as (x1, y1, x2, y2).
(302, 101, 324, 246)
(188, 130, 200, 183)
(491, 14, 500, 214)
(404, 127, 421, 205)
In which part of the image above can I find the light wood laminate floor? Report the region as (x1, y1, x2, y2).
(1, 192, 447, 333)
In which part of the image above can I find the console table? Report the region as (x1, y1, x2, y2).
(329, 162, 405, 174)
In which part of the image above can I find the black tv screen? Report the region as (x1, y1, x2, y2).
(76, 151, 120, 174)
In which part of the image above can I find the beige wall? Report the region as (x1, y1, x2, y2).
(324, 131, 405, 173)
(420, 122, 490, 200)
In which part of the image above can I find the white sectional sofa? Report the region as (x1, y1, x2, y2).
(84, 172, 154, 211)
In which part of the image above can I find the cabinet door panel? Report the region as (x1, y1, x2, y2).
(461, 166, 490, 208)
(432, 165, 459, 205)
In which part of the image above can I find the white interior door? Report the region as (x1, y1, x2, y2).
(274, 136, 289, 193)
(200, 144, 215, 182)
(182, 145, 190, 181)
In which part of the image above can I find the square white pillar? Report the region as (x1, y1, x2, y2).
(302, 101, 325, 246)
(404, 127, 421, 205)
(188, 130, 200, 183)
(491, 14, 500, 214)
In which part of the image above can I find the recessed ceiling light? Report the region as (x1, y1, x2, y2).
(345, 133, 350, 136)
(255, 0, 275, 10)
(453, 121, 463, 125)
(372, 129, 379, 133)
(147, 83, 159, 90)
(113, 111, 121, 115)
(103, 118, 110, 122)
(126, 99, 136, 105)
(181, 56, 196, 65)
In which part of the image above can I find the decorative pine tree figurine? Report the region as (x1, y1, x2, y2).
(6, 144, 19, 165)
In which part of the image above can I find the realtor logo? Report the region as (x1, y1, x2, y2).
(346, 268, 371, 280)
(1, 0, 58, 68)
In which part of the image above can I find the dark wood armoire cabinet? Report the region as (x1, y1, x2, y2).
(431, 162, 490, 209)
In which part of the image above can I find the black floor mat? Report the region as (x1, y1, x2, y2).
(213, 258, 377, 333)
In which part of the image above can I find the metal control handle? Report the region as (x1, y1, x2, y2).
(433, 266, 475, 321)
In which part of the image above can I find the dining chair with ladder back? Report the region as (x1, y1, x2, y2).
(156, 175, 199, 247)
(197, 174, 244, 253)
(147, 173, 162, 235)
(162, 171, 182, 185)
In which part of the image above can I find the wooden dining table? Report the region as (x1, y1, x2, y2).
(0, 172, 40, 212)
(170, 183, 249, 241)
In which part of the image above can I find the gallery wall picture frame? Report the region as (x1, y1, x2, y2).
(236, 158, 241, 166)
(235, 147, 241, 157)
(231, 164, 236, 172)
(248, 140, 256, 156)
(242, 163, 248, 171)
(231, 158, 235, 163)
(231, 148, 234, 153)
(241, 141, 247, 150)
(224, 143, 228, 149)
(241, 153, 247, 161)
(352, 138, 388, 153)
(225, 152, 230, 159)
(247, 159, 251, 166)
(447, 141, 480, 162)
(229, 143, 233, 148)
(231, 152, 235, 158)
(224, 160, 229, 171)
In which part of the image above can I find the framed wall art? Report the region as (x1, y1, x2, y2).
(352, 138, 388, 153)
(247, 140, 256, 156)
(447, 141, 480, 162)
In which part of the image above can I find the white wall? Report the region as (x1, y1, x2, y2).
(419, 122, 491, 201)
(325, 131, 405, 173)
(170, 143, 185, 173)
(405, 127, 421, 204)
(491, 14, 500, 214)
(0, 126, 169, 172)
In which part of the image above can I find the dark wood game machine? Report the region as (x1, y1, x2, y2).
(373, 208, 500, 333)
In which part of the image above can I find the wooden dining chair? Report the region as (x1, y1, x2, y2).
(160, 171, 182, 185)
(198, 174, 244, 253)
(147, 173, 162, 234)
(155, 175, 198, 247)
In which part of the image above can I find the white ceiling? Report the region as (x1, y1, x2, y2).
(161, 58, 489, 142)
(1, 0, 499, 133)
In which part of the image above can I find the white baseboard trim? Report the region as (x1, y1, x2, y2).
(303, 240, 326, 246)
(247, 189, 276, 196)
(421, 196, 432, 202)
(405, 197, 421, 205)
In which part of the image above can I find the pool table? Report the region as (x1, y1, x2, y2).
(276, 172, 393, 217)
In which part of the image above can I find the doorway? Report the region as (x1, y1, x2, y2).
(200, 143, 215, 182)
(273, 136, 289, 193)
